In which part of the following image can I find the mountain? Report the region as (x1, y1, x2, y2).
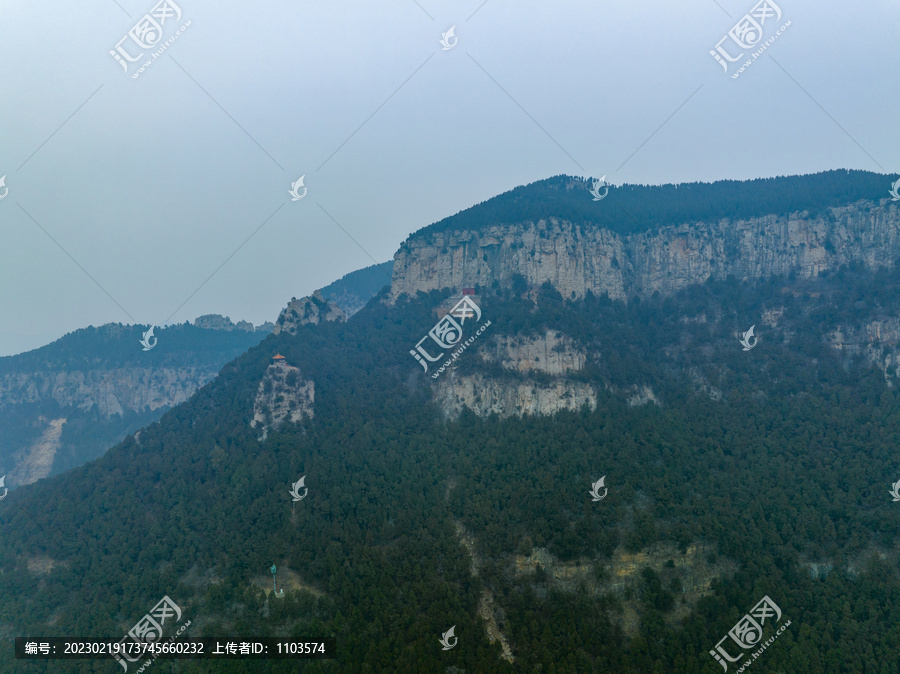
(0, 317, 272, 490)
(2, 171, 900, 673)
(0, 258, 395, 493)
(318, 261, 394, 317)
(391, 170, 895, 301)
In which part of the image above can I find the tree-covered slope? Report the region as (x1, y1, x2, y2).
(2, 265, 900, 672)
(318, 261, 394, 317)
(422, 170, 892, 239)
(0, 321, 271, 487)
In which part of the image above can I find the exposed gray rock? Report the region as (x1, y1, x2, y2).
(389, 200, 900, 301)
(0, 367, 211, 416)
(433, 329, 597, 418)
(192, 314, 272, 333)
(826, 318, 900, 382)
(482, 330, 586, 375)
(626, 385, 659, 408)
(273, 291, 346, 336)
(10, 417, 66, 486)
(435, 373, 596, 419)
(251, 359, 314, 439)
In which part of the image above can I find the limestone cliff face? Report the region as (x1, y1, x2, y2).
(482, 330, 586, 374)
(434, 330, 598, 418)
(390, 200, 900, 301)
(251, 360, 314, 440)
(0, 367, 213, 417)
(399, 199, 900, 418)
(273, 291, 346, 336)
(826, 318, 900, 382)
(436, 373, 597, 419)
(431, 327, 665, 418)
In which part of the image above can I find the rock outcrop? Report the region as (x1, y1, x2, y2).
(273, 291, 346, 336)
(515, 543, 736, 636)
(0, 319, 271, 486)
(0, 367, 211, 417)
(826, 318, 900, 382)
(482, 330, 586, 374)
(390, 200, 900, 302)
(251, 359, 315, 439)
(434, 329, 598, 418)
(436, 374, 597, 419)
(453, 521, 515, 663)
(193, 314, 272, 333)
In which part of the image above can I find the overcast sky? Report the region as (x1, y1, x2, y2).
(0, 0, 897, 356)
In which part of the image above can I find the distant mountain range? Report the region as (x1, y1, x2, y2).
(318, 260, 393, 316)
(392, 169, 899, 301)
(0, 316, 272, 490)
(0, 261, 395, 491)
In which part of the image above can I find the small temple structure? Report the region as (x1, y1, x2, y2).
(272, 353, 286, 363)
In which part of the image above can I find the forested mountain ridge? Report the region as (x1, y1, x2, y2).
(421, 170, 889, 238)
(2, 261, 900, 671)
(0, 260, 394, 490)
(390, 170, 900, 302)
(0, 319, 272, 489)
(318, 261, 393, 317)
(3, 172, 900, 672)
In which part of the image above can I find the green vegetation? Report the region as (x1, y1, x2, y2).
(0, 322, 268, 374)
(318, 261, 394, 316)
(0, 322, 270, 483)
(424, 169, 889, 238)
(2, 261, 900, 672)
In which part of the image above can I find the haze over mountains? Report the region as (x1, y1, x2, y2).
(2, 171, 900, 672)
(0, 263, 392, 493)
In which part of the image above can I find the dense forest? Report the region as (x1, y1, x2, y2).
(0, 322, 271, 483)
(0, 322, 269, 374)
(424, 170, 891, 238)
(3, 261, 900, 672)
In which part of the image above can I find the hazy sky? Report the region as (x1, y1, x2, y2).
(1, 0, 897, 356)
